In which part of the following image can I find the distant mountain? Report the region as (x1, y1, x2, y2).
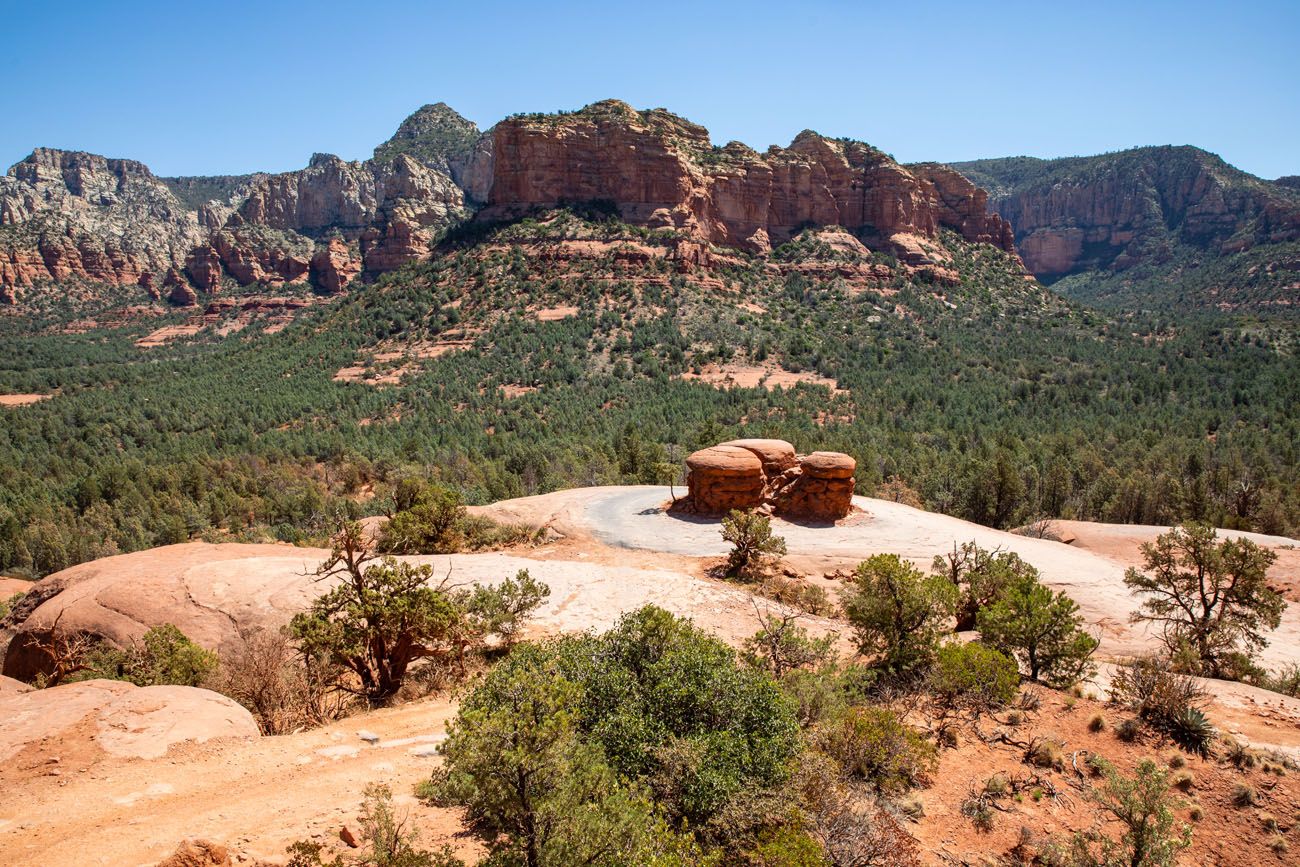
(0, 105, 491, 306)
(1, 100, 1017, 312)
(949, 147, 1300, 312)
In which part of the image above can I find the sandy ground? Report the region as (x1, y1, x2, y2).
(5, 486, 1300, 865)
(0, 693, 478, 867)
(0, 394, 50, 407)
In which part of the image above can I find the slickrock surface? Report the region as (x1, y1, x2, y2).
(0, 679, 258, 762)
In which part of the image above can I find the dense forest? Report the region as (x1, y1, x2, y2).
(0, 209, 1296, 578)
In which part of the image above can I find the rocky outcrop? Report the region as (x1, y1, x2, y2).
(770, 451, 857, 522)
(482, 100, 1017, 260)
(0, 679, 258, 762)
(684, 445, 767, 513)
(310, 237, 363, 293)
(951, 147, 1300, 278)
(2, 101, 1011, 306)
(373, 101, 495, 203)
(1, 104, 487, 303)
(0, 148, 207, 295)
(677, 439, 856, 521)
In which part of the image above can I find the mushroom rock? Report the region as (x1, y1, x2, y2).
(678, 441, 856, 521)
(684, 445, 765, 514)
(771, 451, 857, 522)
(720, 439, 798, 476)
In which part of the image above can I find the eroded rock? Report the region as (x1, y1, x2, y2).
(678, 439, 856, 521)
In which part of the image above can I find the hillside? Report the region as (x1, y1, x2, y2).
(0, 203, 1297, 584)
(950, 147, 1300, 312)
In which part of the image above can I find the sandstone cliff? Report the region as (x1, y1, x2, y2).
(2, 100, 1017, 307)
(951, 147, 1300, 279)
(482, 100, 1016, 259)
(0, 148, 208, 297)
(1, 104, 490, 304)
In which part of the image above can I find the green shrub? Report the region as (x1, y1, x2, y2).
(1124, 524, 1284, 679)
(840, 553, 957, 678)
(928, 641, 1020, 709)
(291, 523, 547, 703)
(74, 623, 216, 688)
(721, 510, 787, 582)
(428, 605, 799, 850)
(1062, 758, 1191, 867)
(976, 571, 1098, 688)
(814, 706, 937, 794)
(1110, 657, 1216, 756)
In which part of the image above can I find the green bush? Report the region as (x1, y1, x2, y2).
(928, 641, 1020, 709)
(721, 510, 787, 582)
(1110, 657, 1216, 756)
(74, 623, 216, 688)
(427, 605, 799, 856)
(813, 706, 937, 794)
(976, 571, 1098, 688)
(291, 523, 547, 703)
(840, 554, 957, 678)
(1058, 758, 1191, 867)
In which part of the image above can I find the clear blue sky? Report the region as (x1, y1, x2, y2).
(3, 0, 1297, 179)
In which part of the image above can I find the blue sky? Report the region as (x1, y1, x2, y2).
(3, 0, 1296, 179)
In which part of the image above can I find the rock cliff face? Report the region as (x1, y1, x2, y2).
(0, 148, 207, 296)
(1, 105, 490, 304)
(483, 100, 1016, 258)
(951, 147, 1300, 279)
(1, 100, 1018, 307)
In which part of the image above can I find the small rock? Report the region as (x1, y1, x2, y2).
(357, 730, 380, 745)
(340, 826, 360, 848)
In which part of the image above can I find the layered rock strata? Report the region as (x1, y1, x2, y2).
(483, 100, 1016, 259)
(678, 438, 856, 521)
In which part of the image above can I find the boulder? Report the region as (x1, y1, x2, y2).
(679, 441, 856, 521)
(0, 679, 258, 762)
(156, 839, 234, 867)
(720, 439, 798, 475)
(800, 451, 857, 480)
(2, 542, 329, 682)
(772, 452, 857, 523)
(684, 445, 765, 514)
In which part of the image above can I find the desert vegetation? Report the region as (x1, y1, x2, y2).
(0, 214, 1297, 585)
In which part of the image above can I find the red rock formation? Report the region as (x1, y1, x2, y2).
(163, 267, 196, 306)
(483, 101, 1018, 261)
(953, 146, 1300, 278)
(770, 452, 857, 522)
(0, 148, 207, 294)
(310, 238, 363, 293)
(685, 445, 766, 513)
(680, 439, 856, 521)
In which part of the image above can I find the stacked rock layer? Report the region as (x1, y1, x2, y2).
(679, 438, 855, 522)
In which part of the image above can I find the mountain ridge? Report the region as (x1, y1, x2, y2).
(948, 145, 1300, 311)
